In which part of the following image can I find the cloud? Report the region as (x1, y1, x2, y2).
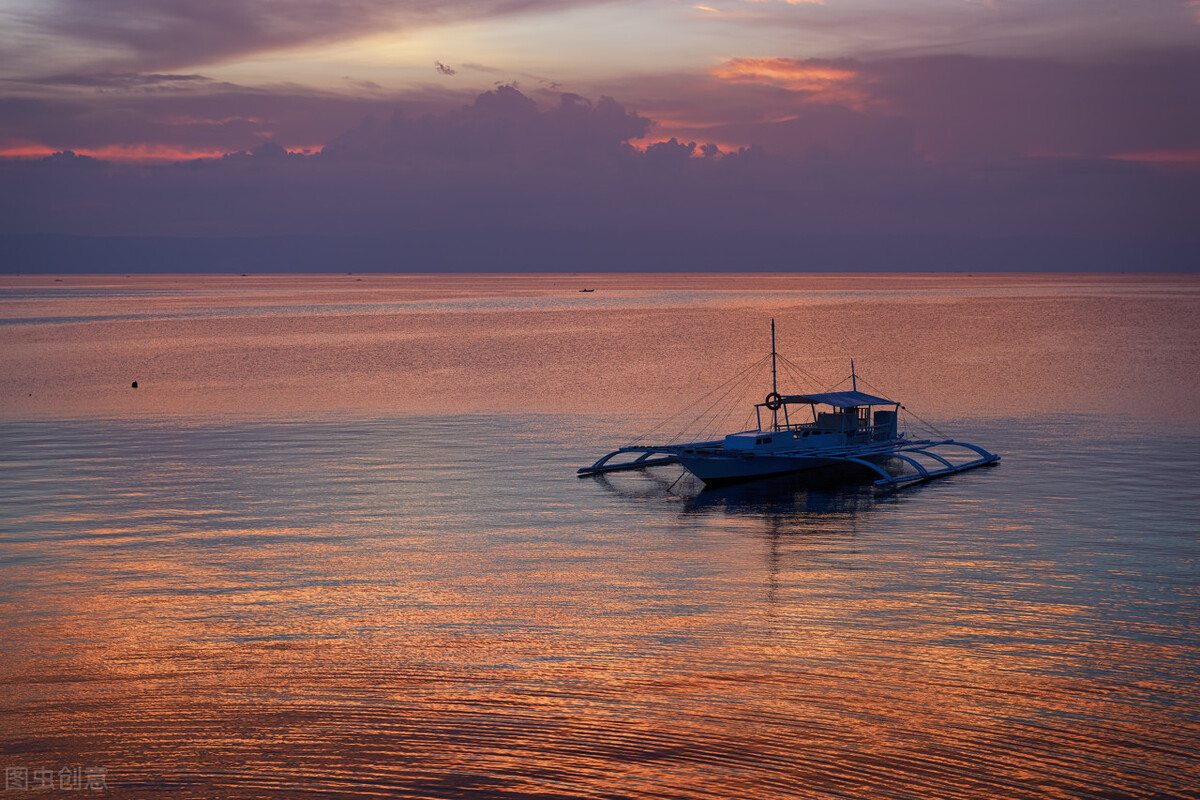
(28, 72, 213, 89)
(593, 48, 1200, 166)
(711, 58, 865, 105)
(3, 136, 1195, 272)
(4, 44, 1196, 172)
(2, 85, 1193, 243)
(0, 76, 479, 160)
(0, 77, 1196, 274)
(4, 0, 602, 76)
(321, 85, 652, 167)
(696, 0, 1198, 59)
(860, 51, 1200, 162)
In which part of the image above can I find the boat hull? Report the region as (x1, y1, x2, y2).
(675, 452, 870, 487)
(582, 438, 999, 491)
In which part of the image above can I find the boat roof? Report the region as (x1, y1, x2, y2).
(781, 390, 895, 408)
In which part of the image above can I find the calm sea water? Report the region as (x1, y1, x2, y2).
(2, 274, 1199, 799)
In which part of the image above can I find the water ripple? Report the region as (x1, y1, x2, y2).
(1, 415, 1198, 799)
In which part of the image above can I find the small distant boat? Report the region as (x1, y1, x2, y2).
(579, 321, 999, 489)
(579, 288, 595, 292)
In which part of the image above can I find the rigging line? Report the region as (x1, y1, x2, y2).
(663, 355, 771, 445)
(722, 358, 772, 430)
(684, 356, 769, 443)
(852, 374, 887, 396)
(895, 402, 943, 438)
(689, 352, 774, 442)
(774, 353, 826, 386)
(777, 357, 814, 394)
(627, 353, 771, 446)
(765, 348, 803, 390)
(781, 354, 810, 380)
(628, 355, 766, 444)
(774, 357, 798, 388)
(825, 374, 852, 392)
(854, 374, 950, 439)
(901, 407, 949, 440)
(768, 346, 851, 393)
(778, 361, 811, 425)
(705, 364, 763, 438)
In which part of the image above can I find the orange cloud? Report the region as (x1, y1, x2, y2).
(712, 58, 871, 109)
(0, 143, 306, 163)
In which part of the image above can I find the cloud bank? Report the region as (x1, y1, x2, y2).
(2, 81, 1196, 272)
(5, 0, 596, 75)
(322, 86, 651, 167)
(1, 22, 1197, 272)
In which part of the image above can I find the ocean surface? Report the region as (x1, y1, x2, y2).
(2, 273, 1198, 799)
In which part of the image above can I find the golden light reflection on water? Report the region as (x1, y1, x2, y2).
(1, 272, 1197, 421)
(2, 279, 1199, 798)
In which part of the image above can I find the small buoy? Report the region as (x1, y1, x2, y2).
(132, 381, 138, 389)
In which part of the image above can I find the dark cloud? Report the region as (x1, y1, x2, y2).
(28, 73, 212, 89)
(8, 21, 1193, 171)
(699, 103, 919, 165)
(12, 0, 598, 75)
(713, 0, 1198, 60)
(861, 51, 1200, 161)
(0, 81, 1195, 271)
(3, 139, 1195, 271)
(1, 1, 1192, 272)
(606, 49, 1200, 164)
(0, 79, 473, 156)
(321, 85, 651, 167)
(2, 85, 1194, 241)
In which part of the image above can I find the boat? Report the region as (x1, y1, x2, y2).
(579, 288, 595, 292)
(578, 321, 999, 489)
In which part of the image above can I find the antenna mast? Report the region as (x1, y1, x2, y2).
(771, 319, 778, 396)
(771, 319, 778, 430)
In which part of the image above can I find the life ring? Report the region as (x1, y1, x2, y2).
(764, 392, 783, 410)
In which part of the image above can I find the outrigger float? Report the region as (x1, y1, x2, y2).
(579, 322, 999, 490)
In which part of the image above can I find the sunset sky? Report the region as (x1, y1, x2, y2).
(1, 0, 1197, 270)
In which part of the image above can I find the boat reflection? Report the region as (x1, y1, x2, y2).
(588, 464, 903, 519)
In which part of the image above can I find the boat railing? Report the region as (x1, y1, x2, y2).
(778, 421, 897, 442)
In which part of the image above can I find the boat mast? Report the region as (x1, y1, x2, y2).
(771, 319, 778, 431)
(851, 359, 857, 392)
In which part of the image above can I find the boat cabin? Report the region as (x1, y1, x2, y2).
(724, 390, 900, 452)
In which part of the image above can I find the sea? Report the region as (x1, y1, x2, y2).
(1, 273, 1198, 799)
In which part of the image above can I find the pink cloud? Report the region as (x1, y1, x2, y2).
(711, 58, 873, 111)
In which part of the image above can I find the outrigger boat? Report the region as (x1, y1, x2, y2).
(579, 321, 999, 489)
